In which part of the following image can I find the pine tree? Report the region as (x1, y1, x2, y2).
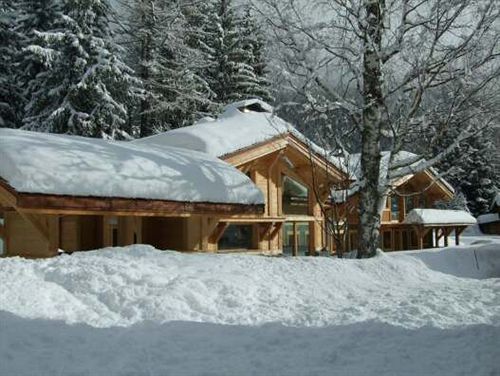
(433, 124, 499, 217)
(122, 0, 213, 135)
(0, 0, 23, 128)
(197, 0, 271, 108)
(239, 6, 272, 102)
(16, 0, 62, 102)
(23, 0, 139, 138)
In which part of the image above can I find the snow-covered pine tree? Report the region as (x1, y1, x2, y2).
(121, 0, 212, 135)
(197, 0, 271, 108)
(239, 5, 272, 103)
(0, 0, 23, 128)
(23, 0, 139, 138)
(15, 0, 61, 105)
(433, 124, 499, 217)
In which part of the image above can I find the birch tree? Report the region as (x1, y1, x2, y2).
(257, 0, 500, 257)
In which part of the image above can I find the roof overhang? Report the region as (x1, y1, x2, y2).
(0, 179, 264, 217)
(221, 133, 348, 184)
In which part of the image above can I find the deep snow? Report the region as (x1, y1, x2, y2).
(0, 239, 499, 375)
(0, 128, 264, 205)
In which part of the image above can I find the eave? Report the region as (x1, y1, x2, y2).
(0, 179, 264, 217)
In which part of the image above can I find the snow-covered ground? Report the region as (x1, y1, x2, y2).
(0, 233, 499, 375)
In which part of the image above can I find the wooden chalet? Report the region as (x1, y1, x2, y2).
(0, 128, 264, 258)
(135, 100, 348, 256)
(339, 157, 476, 252)
(0, 100, 347, 258)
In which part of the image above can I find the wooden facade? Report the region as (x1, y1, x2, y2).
(337, 170, 467, 252)
(0, 133, 346, 258)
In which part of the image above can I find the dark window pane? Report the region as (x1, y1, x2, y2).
(218, 225, 253, 250)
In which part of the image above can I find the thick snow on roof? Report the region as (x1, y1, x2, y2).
(134, 100, 345, 173)
(404, 209, 476, 225)
(134, 100, 291, 157)
(477, 213, 499, 224)
(135, 105, 289, 157)
(0, 128, 264, 205)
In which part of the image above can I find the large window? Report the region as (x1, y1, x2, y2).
(391, 197, 400, 221)
(218, 225, 253, 250)
(282, 222, 310, 256)
(282, 176, 309, 216)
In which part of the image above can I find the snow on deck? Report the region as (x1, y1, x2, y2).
(404, 209, 477, 225)
(0, 128, 264, 205)
(0, 242, 499, 375)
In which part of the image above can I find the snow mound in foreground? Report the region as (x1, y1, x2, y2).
(0, 244, 498, 329)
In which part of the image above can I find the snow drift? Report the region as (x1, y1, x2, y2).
(0, 243, 498, 329)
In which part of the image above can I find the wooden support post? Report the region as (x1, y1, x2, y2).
(308, 190, 322, 256)
(48, 215, 60, 254)
(455, 226, 465, 246)
(417, 228, 423, 250)
(434, 228, 439, 248)
(259, 222, 274, 240)
(209, 222, 228, 244)
(292, 221, 298, 257)
(443, 227, 449, 247)
(102, 216, 113, 247)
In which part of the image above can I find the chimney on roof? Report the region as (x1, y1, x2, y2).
(225, 99, 273, 114)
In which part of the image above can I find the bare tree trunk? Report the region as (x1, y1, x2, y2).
(358, 0, 384, 258)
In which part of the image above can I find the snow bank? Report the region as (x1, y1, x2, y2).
(0, 128, 264, 205)
(0, 244, 498, 329)
(404, 208, 477, 225)
(395, 242, 500, 279)
(1, 243, 499, 375)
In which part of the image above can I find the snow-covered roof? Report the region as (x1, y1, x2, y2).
(404, 209, 476, 226)
(134, 99, 345, 173)
(0, 128, 264, 205)
(477, 213, 499, 224)
(332, 151, 454, 202)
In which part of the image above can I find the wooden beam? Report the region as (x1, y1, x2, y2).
(455, 226, 466, 246)
(443, 227, 451, 247)
(209, 222, 229, 244)
(259, 222, 274, 240)
(223, 137, 288, 167)
(292, 221, 298, 256)
(0, 223, 3, 238)
(269, 222, 283, 240)
(218, 216, 284, 223)
(15, 192, 264, 216)
(0, 182, 17, 207)
(18, 212, 51, 242)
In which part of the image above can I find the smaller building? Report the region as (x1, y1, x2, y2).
(477, 193, 500, 235)
(335, 151, 475, 252)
